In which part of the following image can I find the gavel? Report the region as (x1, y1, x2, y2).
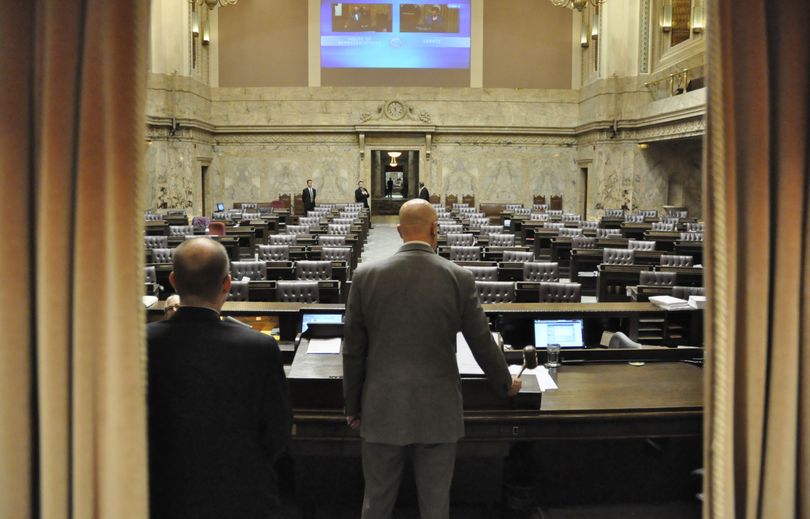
(516, 345, 538, 378)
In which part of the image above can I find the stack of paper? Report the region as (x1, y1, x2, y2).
(688, 295, 706, 309)
(649, 295, 691, 311)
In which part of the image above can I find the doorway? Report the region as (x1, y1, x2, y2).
(370, 150, 420, 215)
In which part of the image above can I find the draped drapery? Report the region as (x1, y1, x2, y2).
(705, 0, 810, 517)
(0, 1, 148, 518)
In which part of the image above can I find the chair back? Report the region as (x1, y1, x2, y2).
(463, 266, 498, 281)
(603, 248, 635, 265)
(523, 262, 560, 282)
(672, 285, 705, 299)
(169, 225, 194, 236)
(660, 254, 694, 267)
(605, 209, 625, 217)
(269, 233, 297, 245)
(639, 271, 676, 286)
(558, 227, 583, 238)
(479, 225, 503, 237)
(231, 260, 266, 281)
(448, 246, 480, 262)
(296, 260, 333, 280)
(286, 224, 310, 236)
(679, 232, 704, 242)
(628, 240, 656, 251)
(321, 247, 352, 263)
(488, 233, 516, 247)
(319, 234, 346, 246)
(538, 282, 582, 303)
(475, 281, 516, 304)
(328, 223, 352, 235)
(596, 228, 622, 239)
(144, 235, 168, 250)
(257, 244, 289, 261)
(502, 250, 534, 263)
(277, 280, 319, 303)
(651, 222, 675, 232)
(151, 248, 175, 264)
(208, 221, 227, 236)
(446, 233, 475, 246)
(572, 236, 597, 249)
(227, 280, 250, 302)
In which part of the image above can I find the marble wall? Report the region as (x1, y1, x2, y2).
(144, 75, 706, 219)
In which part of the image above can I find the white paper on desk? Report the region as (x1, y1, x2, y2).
(142, 295, 158, 308)
(509, 364, 558, 391)
(456, 332, 484, 375)
(307, 337, 342, 354)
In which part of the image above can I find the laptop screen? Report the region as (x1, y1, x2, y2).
(215, 202, 225, 211)
(300, 312, 343, 334)
(533, 318, 584, 348)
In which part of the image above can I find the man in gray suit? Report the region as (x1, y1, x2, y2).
(343, 199, 521, 519)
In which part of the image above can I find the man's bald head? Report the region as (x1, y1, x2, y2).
(397, 199, 438, 247)
(171, 238, 231, 303)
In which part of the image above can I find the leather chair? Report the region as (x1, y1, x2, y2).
(639, 271, 676, 286)
(608, 331, 642, 349)
(296, 260, 333, 280)
(464, 266, 498, 281)
(639, 210, 657, 218)
(321, 246, 352, 263)
(523, 262, 560, 282)
(475, 281, 516, 303)
(596, 228, 622, 239)
(449, 246, 480, 262)
(286, 224, 310, 236)
(144, 235, 168, 250)
(328, 223, 352, 235)
(169, 225, 194, 236)
(319, 234, 346, 246)
(672, 285, 705, 299)
(446, 233, 476, 246)
(227, 280, 250, 302)
(440, 224, 463, 235)
(513, 207, 531, 216)
(562, 214, 581, 223)
(651, 222, 675, 232)
(462, 194, 475, 207)
(661, 217, 680, 225)
(668, 210, 688, 219)
(151, 248, 175, 264)
(603, 248, 635, 265)
(572, 236, 597, 249)
(530, 213, 549, 221)
(505, 204, 523, 211)
(269, 234, 297, 245)
(231, 260, 267, 281)
(257, 244, 289, 261)
(479, 225, 503, 237)
(298, 216, 321, 226)
(208, 221, 226, 236)
(488, 233, 515, 247)
(445, 195, 459, 211)
(211, 212, 229, 221)
(544, 222, 565, 230)
(242, 212, 261, 220)
(558, 227, 583, 238)
(532, 204, 548, 212)
(144, 213, 163, 221)
(538, 281, 582, 303)
(458, 207, 476, 215)
(605, 209, 625, 217)
(624, 214, 644, 223)
(240, 202, 258, 210)
(332, 218, 355, 225)
(468, 217, 489, 229)
(686, 223, 704, 232)
(502, 250, 534, 263)
(679, 232, 704, 242)
(581, 221, 599, 230)
(277, 280, 320, 303)
(144, 266, 162, 296)
(628, 240, 656, 251)
(660, 254, 694, 267)
(547, 210, 563, 217)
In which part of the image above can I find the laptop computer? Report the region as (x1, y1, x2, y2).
(215, 202, 225, 212)
(533, 318, 585, 348)
(300, 311, 343, 335)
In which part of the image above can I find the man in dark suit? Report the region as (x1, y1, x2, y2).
(147, 238, 291, 519)
(418, 182, 430, 201)
(355, 180, 372, 228)
(303, 178, 316, 212)
(343, 199, 521, 519)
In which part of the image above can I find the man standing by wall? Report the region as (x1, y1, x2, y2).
(303, 178, 317, 212)
(147, 238, 291, 518)
(418, 182, 430, 201)
(355, 180, 372, 228)
(343, 199, 521, 518)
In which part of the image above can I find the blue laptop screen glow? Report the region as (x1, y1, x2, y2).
(533, 319, 584, 348)
(301, 312, 343, 334)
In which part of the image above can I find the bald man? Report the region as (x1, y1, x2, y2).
(343, 199, 520, 519)
(147, 238, 291, 519)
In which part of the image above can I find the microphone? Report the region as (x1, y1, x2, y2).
(517, 345, 538, 378)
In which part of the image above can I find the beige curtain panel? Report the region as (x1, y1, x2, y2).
(706, 0, 810, 518)
(0, 1, 148, 518)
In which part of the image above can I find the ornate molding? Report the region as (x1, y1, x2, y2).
(638, 0, 651, 74)
(433, 134, 576, 146)
(360, 100, 432, 124)
(631, 117, 705, 142)
(211, 133, 357, 144)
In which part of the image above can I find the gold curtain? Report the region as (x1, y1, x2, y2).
(706, 0, 810, 517)
(0, 1, 148, 518)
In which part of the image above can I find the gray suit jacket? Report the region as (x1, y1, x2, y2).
(343, 242, 512, 445)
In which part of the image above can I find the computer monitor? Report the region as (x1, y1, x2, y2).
(503, 218, 512, 230)
(300, 312, 343, 334)
(215, 202, 225, 212)
(533, 318, 584, 348)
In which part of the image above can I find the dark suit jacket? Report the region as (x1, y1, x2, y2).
(355, 187, 370, 208)
(419, 186, 430, 201)
(343, 242, 512, 445)
(148, 307, 292, 519)
(302, 186, 316, 211)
